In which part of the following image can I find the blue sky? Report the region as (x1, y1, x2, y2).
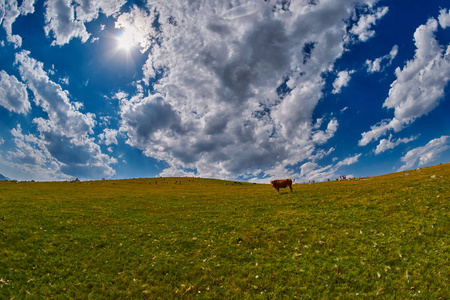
(0, 0, 449, 182)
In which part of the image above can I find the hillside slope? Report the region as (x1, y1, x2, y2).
(0, 163, 448, 298)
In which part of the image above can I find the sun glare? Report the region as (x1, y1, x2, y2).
(117, 32, 134, 51)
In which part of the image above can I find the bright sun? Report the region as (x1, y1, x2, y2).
(117, 32, 134, 51)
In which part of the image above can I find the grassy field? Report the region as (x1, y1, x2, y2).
(0, 164, 449, 298)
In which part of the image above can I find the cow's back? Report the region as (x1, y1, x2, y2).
(271, 179, 292, 189)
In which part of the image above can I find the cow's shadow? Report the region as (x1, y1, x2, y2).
(273, 190, 295, 196)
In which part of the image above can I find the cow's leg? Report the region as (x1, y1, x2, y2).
(289, 184, 292, 192)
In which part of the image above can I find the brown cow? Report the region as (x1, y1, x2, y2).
(271, 179, 293, 193)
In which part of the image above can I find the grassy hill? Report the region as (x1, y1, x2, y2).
(0, 164, 449, 298)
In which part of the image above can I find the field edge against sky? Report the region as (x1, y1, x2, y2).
(0, 0, 449, 182)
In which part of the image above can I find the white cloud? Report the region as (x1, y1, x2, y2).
(384, 18, 450, 122)
(359, 17, 450, 146)
(438, 8, 450, 29)
(114, 5, 157, 53)
(73, 0, 126, 23)
(9, 124, 50, 166)
(1, 127, 70, 181)
(44, 0, 90, 46)
(43, 0, 125, 46)
(113, 91, 128, 101)
(359, 119, 391, 147)
(366, 45, 398, 73)
(399, 136, 450, 171)
(59, 76, 69, 85)
(350, 6, 389, 42)
(297, 152, 361, 182)
(300, 162, 334, 182)
(3, 122, 113, 181)
(1, 0, 20, 44)
(117, 0, 384, 180)
(0, 70, 30, 114)
(332, 70, 354, 94)
(0, 0, 36, 48)
(99, 128, 118, 146)
(374, 134, 417, 155)
(12, 50, 116, 179)
(20, 0, 36, 15)
(312, 118, 339, 144)
(15, 50, 95, 137)
(335, 153, 362, 168)
(221, 0, 261, 20)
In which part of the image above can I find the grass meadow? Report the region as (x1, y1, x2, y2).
(0, 163, 449, 298)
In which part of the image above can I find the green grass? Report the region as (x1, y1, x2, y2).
(1, 164, 449, 298)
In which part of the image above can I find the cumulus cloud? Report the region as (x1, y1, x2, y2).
(43, 0, 125, 46)
(374, 134, 417, 155)
(399, 136, 450, 171)
(20, 0, 36, 15)
(349, 6, 389, 42)
(12, 50, 116, 179)
(366, 45, 398, 73)
(1, 0, 20, 46)
(359, 17, 450, 147)
(119, 94, 182, 146)
(114, 5, 157, 53)
(9, 124, 51, 166)
(119, 0, 385, 181)
(15, 50, 95, 137)
(5, 124, 116, 181)
(73, 0, 126, 22)
(0, 0, 36, 48)
(438, 8, 450, 29)
(44, 0, 90, 46)
(0, 70, 30, 114)
(332, 70, 354, 94)
(4, 126, 70, 181)
(99, 128, 118, 146)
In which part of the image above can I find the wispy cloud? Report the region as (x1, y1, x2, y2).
(336, 153, 362, 168)
(399, 136, 450, 171)
(366, 45, 398, 73)
(297, 153, 361, 182)
(374, 134, 418, 155)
